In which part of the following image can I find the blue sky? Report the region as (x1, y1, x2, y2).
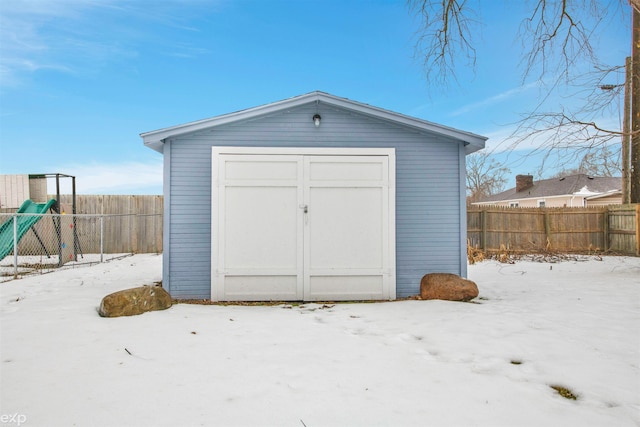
(0, 0, 631, 194)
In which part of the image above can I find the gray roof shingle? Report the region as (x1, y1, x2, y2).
(478, 174, 621, 202)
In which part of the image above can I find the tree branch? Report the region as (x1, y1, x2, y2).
(410, 0, 630, 178)
(520, 0, 600, 85)
(408, 0, 477, 86)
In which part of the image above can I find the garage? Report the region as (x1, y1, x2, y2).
(141, 91, 487, 301)
(212, 147, 395, 301)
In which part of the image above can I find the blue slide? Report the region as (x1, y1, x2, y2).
(0, 199, 57, 261)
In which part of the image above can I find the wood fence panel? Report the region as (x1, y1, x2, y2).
(6, 196, 635, 256)
(467, 210, 482, 247)
(0, 195, 163, 256)
(56, 194, 163, 254)
(467, 205, 638, 255)
(607, 205, 639, 255)
(547, 210, 605, 251)
(136, 196, 164, 253)
(484, 209, 546, 251)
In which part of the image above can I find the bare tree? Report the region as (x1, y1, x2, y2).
(409, 0, 638, 199)
(466, 152, 510, 203)
(409, 1, 628, 83)
(409, 0, 478, 87)
(408, 0, 617, 87)
(547, 145, 622, 177)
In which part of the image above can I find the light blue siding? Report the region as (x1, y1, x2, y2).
(164, 103, 465, 299)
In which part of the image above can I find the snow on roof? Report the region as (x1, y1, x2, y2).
(573, 185, 602, 196)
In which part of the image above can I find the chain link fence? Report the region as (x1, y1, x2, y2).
(0, 213, 162, 282)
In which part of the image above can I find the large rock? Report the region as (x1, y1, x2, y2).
(99, 285, 172, 317)
(420, 273, 479, 302)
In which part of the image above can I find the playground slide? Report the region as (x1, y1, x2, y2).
(0, 199, 57, 261)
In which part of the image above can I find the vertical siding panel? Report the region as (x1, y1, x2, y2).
(0, 175, 30, 209)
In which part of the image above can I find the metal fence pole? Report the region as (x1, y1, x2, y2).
(12, 214, 18, 278)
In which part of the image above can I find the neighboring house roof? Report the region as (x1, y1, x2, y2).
(476, 174, 622, 203)
(140, 91, 487, 155)
(584, 189, 623, 200)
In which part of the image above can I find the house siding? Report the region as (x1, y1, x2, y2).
(479, 195, 586, 208)
(586, 194, 622, 206)
(164, 103, 464, 299)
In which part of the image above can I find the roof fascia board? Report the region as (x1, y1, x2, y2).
(317, 92, 487, 151)
(141, 91, 487, 154)
(478, 193, 592, 205)
(585, 190, 622, 200)
(488, 186, 620, 203)
(141, 93, 319, 144)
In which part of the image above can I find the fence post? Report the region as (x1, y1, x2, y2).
(100, 215, 104, 263)
(12, 214, 18, 278)
(636, 204, 640, 256)
(481, 209, 487, 251)
(544, 210, 551, 249)
(132, 205, 138, 254)
(603, 209, 609, 252)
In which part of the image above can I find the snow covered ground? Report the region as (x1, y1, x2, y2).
(1, 254, 638, 427)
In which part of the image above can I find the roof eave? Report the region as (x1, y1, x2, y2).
(143, 139, 165, 153)
(311, 92, 488, 149)
(140, 91, 488, 154)
(585, 189, 622, 200)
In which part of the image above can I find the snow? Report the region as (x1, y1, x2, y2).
(1, 254, 639, 427)
(574, 185, 600, 196)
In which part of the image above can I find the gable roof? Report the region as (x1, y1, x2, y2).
(140, 91, 487, 154)
(477, 174, 622, 203)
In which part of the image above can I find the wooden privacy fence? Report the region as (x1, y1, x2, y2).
(53, 195, 164, 254)
(0, 195, 162, 280)
(5, 194, 637, 257)
(0, 195, 162, 257)
(467, 205, 640, 255)
(0, 195, 162, 256)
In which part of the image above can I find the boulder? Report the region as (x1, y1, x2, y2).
(420, 273, 479, 302)
(99, 285, 172, 317)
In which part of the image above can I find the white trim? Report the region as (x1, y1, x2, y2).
(475, 189, 623, 207)
(162, 143, 171, 294)
(388, 153, 397, 299)
(585, 190, 622, 200)
(211, 146, 396, 301)
(211, 149, 221, 300)
(142, 92, 487, 154)
(212, 146, 396, 157)
(474, 193, 591, 207)
(458, 144, 468, 278)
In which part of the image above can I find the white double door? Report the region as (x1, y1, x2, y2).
(211, 148, 395, 301)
